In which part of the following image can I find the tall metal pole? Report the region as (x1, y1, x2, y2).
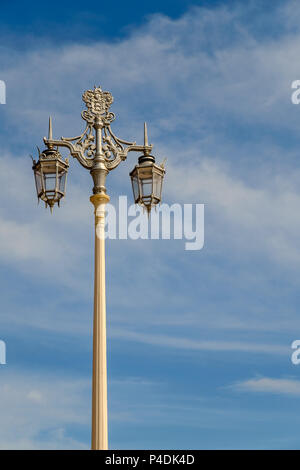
(90, 111, 110, 450)
(90, 192, 110, 450)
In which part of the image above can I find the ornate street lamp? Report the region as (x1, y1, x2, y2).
(32, 119, 69, 212)
(31, 86, 165, 450)
(130, 123, 165, 215)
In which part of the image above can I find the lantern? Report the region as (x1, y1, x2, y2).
(32, 147, 69, 212)
(130, 153, 165, 215)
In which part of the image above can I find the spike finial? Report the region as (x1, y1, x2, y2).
(48, 116, 53, 141)
(144, 122, 149, 147)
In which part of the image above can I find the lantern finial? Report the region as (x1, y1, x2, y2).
(144, 122, 148, 147)
(48, 116, 53, 143)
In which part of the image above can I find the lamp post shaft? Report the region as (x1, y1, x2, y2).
(90, 193, 110, 450)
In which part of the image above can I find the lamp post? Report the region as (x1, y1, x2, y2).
(31, 86, 165, 450)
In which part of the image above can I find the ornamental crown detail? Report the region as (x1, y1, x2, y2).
(82, 86, 114, 117)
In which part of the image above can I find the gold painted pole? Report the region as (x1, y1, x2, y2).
(90, 193, 110, 450)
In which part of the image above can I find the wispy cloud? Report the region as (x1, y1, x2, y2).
(166, 158, 300, 270)
(109, 328, 289, 355)
(0, 371, 89, 449)
(232, 377, 300, 396)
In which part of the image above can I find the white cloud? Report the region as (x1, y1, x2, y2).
(0, 2, 298, 143)
(165, 157, 300, 270)
(27, 390, 43, 404)
(232, 377, 300, 396)
(0, 2, 299, 276)
(0, 372, 89, 449)
(109, 327, 288, 355)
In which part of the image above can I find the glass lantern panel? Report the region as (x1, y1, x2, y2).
(141, 177, 153, 198)
(132, 174, 140, 201)
(45, 174, 57, 191)
(58, 171, 66, 193)
(153, 173, 163, 199)
(34, 170, 43, 196)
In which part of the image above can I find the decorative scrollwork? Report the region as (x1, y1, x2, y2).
(81, 86, 115, 126)
(102, 126, 135, 163)
(62, 124, 96, 157)
(83, 86, 113, 115)
(43, 86, 153, 172)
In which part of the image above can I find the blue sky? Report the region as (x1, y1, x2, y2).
(2, 0, 300, 449)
